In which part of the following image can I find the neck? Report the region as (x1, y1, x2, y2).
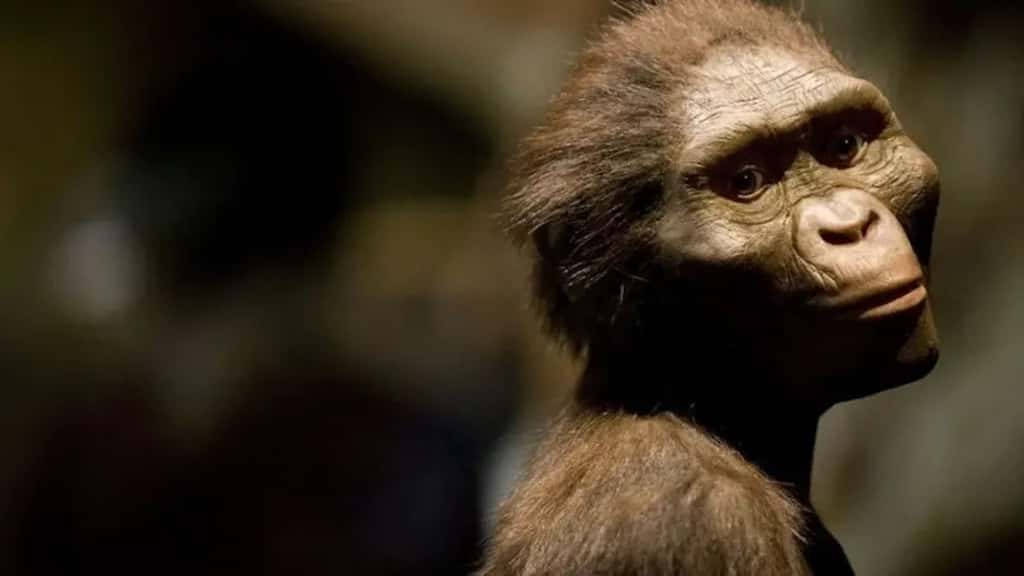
(686, 397, 819, 502)
(577, 346, 823, 504)
(576, 341, 855, 574)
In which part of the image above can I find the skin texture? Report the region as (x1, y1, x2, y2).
(481, 1, 940, 574)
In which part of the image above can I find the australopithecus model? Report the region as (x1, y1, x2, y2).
(480, 1, 941, 574)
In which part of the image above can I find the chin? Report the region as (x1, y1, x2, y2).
(833, 301, 940, 404)
(885, 301, 940, 384)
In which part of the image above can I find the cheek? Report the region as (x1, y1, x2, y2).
(656, 215, 747, 263)
(653, 199, 791, 272)
(864, 137, 940, 214)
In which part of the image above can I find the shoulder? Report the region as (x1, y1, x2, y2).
(479, 410, 808, 576)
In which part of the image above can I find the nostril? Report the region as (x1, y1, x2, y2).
(819, 228, 858, 246)
(861, 210, 880, 239)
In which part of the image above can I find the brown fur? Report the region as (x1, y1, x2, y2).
(481, 1, 907, 574)
(479, 410, 808, 575)
(505, 0, 835, 353)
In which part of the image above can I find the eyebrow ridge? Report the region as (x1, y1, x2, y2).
(677, 80, 891, 173)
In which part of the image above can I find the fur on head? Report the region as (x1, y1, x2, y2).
(505, 0, 838, 354)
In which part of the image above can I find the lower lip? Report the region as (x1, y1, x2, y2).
(850, 283, 928, 320)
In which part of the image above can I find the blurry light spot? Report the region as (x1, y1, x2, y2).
(48, 217, 143, 322)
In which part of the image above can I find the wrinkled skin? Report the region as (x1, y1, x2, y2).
(646, 46, 940, 408)
(484, 2, 943, 574)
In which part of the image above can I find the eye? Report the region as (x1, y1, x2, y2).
(728, 166, 766, 200)
(823, 127, 866, 167)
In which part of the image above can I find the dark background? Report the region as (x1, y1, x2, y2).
(0, 1, 1022, 574)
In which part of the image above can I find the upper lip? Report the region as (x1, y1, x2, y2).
(813, 275, 927, 318)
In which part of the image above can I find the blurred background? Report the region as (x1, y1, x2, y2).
(0, 1, 1022, 574)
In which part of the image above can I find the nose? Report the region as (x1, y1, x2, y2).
(794, 189, 880, 253)
(793, 188, 924, 297)
(817, 205, 878, 245)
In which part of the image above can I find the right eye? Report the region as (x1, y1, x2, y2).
(821, 126, 866, 168)
(727, 166, 766, 200)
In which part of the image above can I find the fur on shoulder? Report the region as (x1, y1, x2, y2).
(478, 410, 808, 576)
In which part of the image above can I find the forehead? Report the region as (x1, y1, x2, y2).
(693, 45, 843, 100)
(674, 46, 881, 163)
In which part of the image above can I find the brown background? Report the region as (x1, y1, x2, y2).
(1, 1, 1022, 574)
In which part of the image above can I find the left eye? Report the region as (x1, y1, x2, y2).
(824, 127, 866, 167)
(728, 166, 766, 199)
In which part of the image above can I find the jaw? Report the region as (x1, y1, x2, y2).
(578, 274, 939, 415)
(778, 298, 939, 409)
(858, 298, 939, 396)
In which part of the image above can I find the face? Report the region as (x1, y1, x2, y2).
(653, 46, 940, 407)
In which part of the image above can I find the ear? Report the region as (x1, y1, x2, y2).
(532, 220, 569, 263)
(527, 220, 590, 351)
(533, 220, 588, 303)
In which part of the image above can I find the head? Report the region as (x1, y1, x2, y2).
(507, 0, 940, 412)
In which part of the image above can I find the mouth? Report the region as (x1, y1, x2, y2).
(829, 278, 928, 321)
